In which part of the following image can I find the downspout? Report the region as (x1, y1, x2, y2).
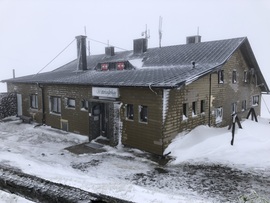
(208, 74, 212, 126)
(38, 83, 45, 124)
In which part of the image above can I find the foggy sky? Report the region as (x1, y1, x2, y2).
(1, 0, 270, 93)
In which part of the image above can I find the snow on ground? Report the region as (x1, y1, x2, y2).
(0, 116, 270, 202)
(0, 190, 33, 203)
(164, 117, 270, 170)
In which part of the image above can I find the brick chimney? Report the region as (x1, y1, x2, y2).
(76, 35, 87, 71)
(133, 38, 147, 54)
(105, 46, 115, 57)
(186, 35, 201, 44)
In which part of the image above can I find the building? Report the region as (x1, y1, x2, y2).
(3, 35, 269, 155)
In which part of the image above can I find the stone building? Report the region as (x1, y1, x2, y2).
(3, 35, 269, 155)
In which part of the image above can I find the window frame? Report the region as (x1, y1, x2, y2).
(243, 70, 248, 83)
(117, 62, 125, 70)
(252, 95, 259, 106)
(67, 98, 76, 108)
(232, 102, 237, 114)
(218, 70, 224, 84)
(81, 99, 89, 111)
(126, 104, 134, 120)
(192, 101, 197, 116)
(50, 96, 61, 114)
(182, 103, 188, 119)
(241, 100, 247, 111)
(30, 94, 38, 109)
(200, 100, 205, 114)
(101, 63, 109, 71)
(139, 105, 148, 123)
(232, 70, 237, 84)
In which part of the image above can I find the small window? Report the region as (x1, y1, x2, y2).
(81, 100, 88, 110)
(244, 71, 248, 83)
(50, 96, 61, 114)
(216, 107, 223, 124)
(218, 70, 224, 84)
(30, 94, 38, 109)
(101, 63, 109, 71)
(183, 103, 188, 119)
(242, 100, 247, 111)
(139, 105, 148, 123)
(232, 70, 237, 84)
(126, 104, 134, 120)
(117, 62, 125, 70)
(232, 102, 237, 113)
(200, 100, 205, 113)
(252, 95, 259, 106)
(67, 98, 76, 108)
(192, 101, 197, 116)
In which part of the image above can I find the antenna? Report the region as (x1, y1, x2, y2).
(84, 26, 90, 56)
(159, 16, 163, 48)
(88, 40, 90, 56)
(84, 26, 87, 36)
(141, 24, 150, 39)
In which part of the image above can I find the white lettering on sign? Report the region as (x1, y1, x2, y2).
(92, 87, 119, 98)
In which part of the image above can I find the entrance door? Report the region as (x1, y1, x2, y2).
(90, 102, 109, 140)
(17, 94, 22, 116)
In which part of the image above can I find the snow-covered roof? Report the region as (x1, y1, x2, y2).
(3, 37, 269, 91)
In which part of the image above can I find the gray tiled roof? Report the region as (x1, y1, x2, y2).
(4, 37, 268, 91)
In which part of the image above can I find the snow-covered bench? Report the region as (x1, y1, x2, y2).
(20, 115, 32, 123)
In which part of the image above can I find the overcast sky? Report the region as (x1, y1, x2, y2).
(0, 0, 270, 93)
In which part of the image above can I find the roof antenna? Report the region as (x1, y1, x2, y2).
(141, 24, 150, 39)
(84, 26, 90, 56)
(159, 16, 163, 48)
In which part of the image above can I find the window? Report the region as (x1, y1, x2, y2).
(117, 62, 125, 70)
(216, 107, 223, 124)
(30, 94, 38, 109)
(126, 104, 134, 120)
(242, 100, 247, 111)
(232, 102, 237, 113)
(139, 105, 148, 123)
(232, 70, 237, 84)
(50, 96, 61, 114)
(200, 100, 205, 114)
(192, 101, 197, 116)
(183, 103, 188, 119)
(101, 63, 109, 71)
(244, 71, 248, 83)
(67, 98, 75, 108)
(252, 95, 259, 106)
(81, 100, 88, 110)
(218, 70, 224, 84)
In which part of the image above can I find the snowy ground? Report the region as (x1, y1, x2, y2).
(0, 116, 270, 202)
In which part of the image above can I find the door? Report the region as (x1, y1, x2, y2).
(17, 94, 22, 116)
(90, 102, 109, 140)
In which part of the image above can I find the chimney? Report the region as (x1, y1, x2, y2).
(186, 35, 201, 44)
(76, 35, 87, 71)
(105, 46, 115, 57)
(133, 38, 147, 54)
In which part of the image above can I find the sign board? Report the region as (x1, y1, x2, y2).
(92, 87, 120, 98)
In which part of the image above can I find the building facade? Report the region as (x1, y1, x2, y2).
(4, 35, 269, 155)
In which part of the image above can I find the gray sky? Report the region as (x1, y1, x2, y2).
(0, 0, 270, 93)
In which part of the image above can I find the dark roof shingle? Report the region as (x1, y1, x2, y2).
(4, 37, 268, 91)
